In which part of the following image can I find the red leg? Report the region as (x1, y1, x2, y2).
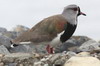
(46, 45, 54, 54)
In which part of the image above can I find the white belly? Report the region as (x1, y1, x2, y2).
(50, 31, 64, 47)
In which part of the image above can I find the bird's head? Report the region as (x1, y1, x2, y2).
(62, 4, 86, 17)
(62, 4, 86, 25)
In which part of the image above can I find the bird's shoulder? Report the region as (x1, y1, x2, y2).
(30, 14, 68, 34)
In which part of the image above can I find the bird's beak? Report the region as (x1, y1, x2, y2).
(80, 12, 86, 16)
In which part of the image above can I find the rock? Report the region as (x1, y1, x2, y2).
(10, 25, 30, 39)
(12, 25, 29, 36)
(55, 36, 91, 53)
(66, 51, 76, 58)
(10, 36, 93, 54)
(12, 25, 29, 32)
(3, 31, 17, 39)
(77, 40, 100, 52)
(7, 63, 17, 66)
(34, 44, 47, 53)
(0, 62, 4, 66)
(50, 53, 68, 66)
(44, 64, 49, 66)
(0, 27, 7, 33)
(34, 62, 42, 66)
(64, 56, 100, 66)
(0, 34, 11, 48)
(0, 45, 10, 54)
(4, 53, 32, 60)
(19, 64, 24, 66)
(54, 56, 67, 66)
(0, 54, 4, 57)
(71, 36, 91, 44)
(76, 52, 90, 57)
(2, 57, 14, 63)
(49, 53, 61, 63)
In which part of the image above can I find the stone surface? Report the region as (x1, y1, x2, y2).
(0, 34, 11, 48)
(9, 36, 94, 54)
(55, 36, 91, 53)
(12, 25, 29, 36)
(76, 52, 90, 57)
(4, 53, 32, 60)
(64, 56, 100, 66)
(0, 51, 99, 66)
(0, 54, 4, 57)
(0, 27, 7, 33)
(0, 45, 10, 54)
(54, 54, 67, 66)
(0, 26, 100, 66)
(3, 31, 17, 39)
(2, 57, 15, 63)
(66, 51, 76, 58)
(0, 62, 4, 66)
(77, 40, 100, 52)
(7, 63, 17, 66)
(49, 53, 61, 63)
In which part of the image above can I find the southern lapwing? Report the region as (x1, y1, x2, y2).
(10, 4, 86, 54)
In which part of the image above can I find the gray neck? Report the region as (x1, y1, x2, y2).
(61, 10, 78, 25)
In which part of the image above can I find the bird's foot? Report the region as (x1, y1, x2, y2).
(46, 44, 55, 54)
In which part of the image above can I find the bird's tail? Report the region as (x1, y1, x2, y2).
(10, 44, 19, 48)
(10, 40, 32, 48)
(10, 40, 19, 48)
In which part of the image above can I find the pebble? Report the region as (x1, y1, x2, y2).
(0, 62, 4, 66)
(19, 64, 24, 66)
(76, 52, 90, 57)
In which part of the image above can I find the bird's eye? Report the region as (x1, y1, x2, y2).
(72, 8, 78, 11)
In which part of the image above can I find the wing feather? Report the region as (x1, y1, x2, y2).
(12, 15, 68, 43)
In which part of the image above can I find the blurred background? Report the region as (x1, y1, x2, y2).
(0, 0, 100, 40)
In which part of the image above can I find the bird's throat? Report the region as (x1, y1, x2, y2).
(60, 22, 77, 43)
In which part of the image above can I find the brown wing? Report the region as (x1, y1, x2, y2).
(12, 15, 68, 44)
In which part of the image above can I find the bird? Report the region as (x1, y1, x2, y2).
(10, 4, 86, 54)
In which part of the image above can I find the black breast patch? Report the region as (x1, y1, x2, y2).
(60, 23, 77, 43)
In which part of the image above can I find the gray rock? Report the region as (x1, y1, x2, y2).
(34, 44, 47, 53)
(4, 53, 32, 60)
(49, 53, 61, 63)
(0, 34, 11, 48)
(76, 52, 90, 57)
(12, 25, 29, 32)
(7, 63, 17, 66)
(55, 36, 91, 53)
(0, 45, 10, 54)
(54, 60, 65, 66)
(3, 31, 18, 39)
(77, 40, 100, 52)
(0, 27, 7, 33)
(10, 36, 92, 53)
(2, 57, 14, 63)
(12, 25, 29, 36)
(66, 51, 76, 58)
(0, 62, 4, 66)
(71, 36, 91, 44)
(54, 54, 68, 66)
